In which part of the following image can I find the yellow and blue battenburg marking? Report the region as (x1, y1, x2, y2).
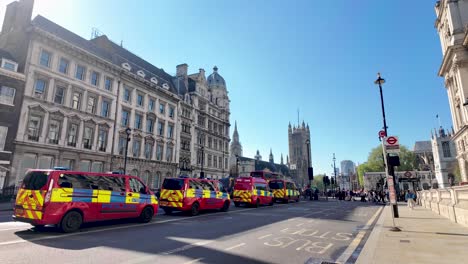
(50, 188, 158, 205)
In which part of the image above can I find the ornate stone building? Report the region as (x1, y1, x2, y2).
(175, 65, 230, 179)
(288, 121, 311, 187)
(431, 126, 457, 187)
(435, 0, 468, 183)
(0, 0, 179, 188)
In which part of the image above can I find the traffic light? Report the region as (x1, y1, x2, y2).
(308, 167, 314, 181)
(323, 176, 330, 185)
(331, 177, 335, 185)
(388, 155, 400, 167)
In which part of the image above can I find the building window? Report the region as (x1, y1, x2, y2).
(159, 103, 165, 114)
(0, 126, 8, 151)
(91, 71, 100, 86)
(166, 146, 173, 162)
(169, 106, 175, 118)
(147, 118, 154, 133)
(214, 155, 218, 168)
(58, 58, 69, 74)
(27, 115, 42, 141)
(208, 154, 212, 167)
(135, 114, 142, 130)
(67, 123, 78, 147)
(1, 59, 17, 71)
(218, 157, 222, 169)
(54, 86, 65, 105)
(208, 137, 212, 148)
(98, 127, 108, 152)
(80, 160, 91, 172)
(47, 119, 61, 144)
(39, 49, 51, 67)
(34, 79, 47, 99)
(83, 126, 93, 149)
(118, 136, 126, 155)
(145, 142, 153, 159)
(124, 87, 131, 102)
(442, 142, 451, 158)
(167, 124, 174, 138)
(91, 162, 103, 173)
(72, 91, 82, 110)
(156, 144, 163, 160)
(101, 99, 110, 118)
(133, 138, 141, 157)
(86, 95, 97, 114)
(75, 65, 86, 80)
(0, 86, 15, 105)
(104, 77, 113, 91)
(157, 121, 164, 136)
(137, 94, 144, 107)
(121, 109, 130, 126)
(214, 139, 218, 150)
(225, 158, 228, 169)
(149, 99, 155, 111)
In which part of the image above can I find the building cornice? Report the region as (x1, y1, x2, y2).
(438, 45, 466, 76)
(451, 124, 468, 141)
(0, 67, 25, 81)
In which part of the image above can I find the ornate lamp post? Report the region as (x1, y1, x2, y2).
(123, 127, 131, 175)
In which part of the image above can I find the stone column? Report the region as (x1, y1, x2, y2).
(41, 112, 50, 143)
(93, 123, 99, 151)
(47, 78, 55, 102)
(77, 120, 84, 149)
(60, 116, 68, 145)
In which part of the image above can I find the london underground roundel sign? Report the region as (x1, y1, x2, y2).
(386, 136, 398, 145)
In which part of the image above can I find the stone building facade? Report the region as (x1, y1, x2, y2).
(288, 122, 311, 187)
(0, 50, 25, 190)
(435, 0, 468, 183)
(174, 64, 230, 179)
(431, 126, 458, 187)
(0, 0, 179, 188)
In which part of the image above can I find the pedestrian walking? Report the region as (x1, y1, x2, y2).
(406, 190, 415, 210)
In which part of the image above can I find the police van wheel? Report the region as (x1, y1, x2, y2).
(234, 202, 240, 207)
(190, 202, 200, 216)
(221, 201, 230, 212)
(268, 200, 274, 206)
(139, 207, 153, 223)
(60, 211, 82, 233)
(163, 208, 173, 215)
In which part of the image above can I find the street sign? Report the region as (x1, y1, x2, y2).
(384, 136, 400, 153)
(378, 130, 386, 138)
(387, 176, 397, 204)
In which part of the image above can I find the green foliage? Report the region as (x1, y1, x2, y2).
(311, 174, 325, 191)
(357, 144, 417, 185)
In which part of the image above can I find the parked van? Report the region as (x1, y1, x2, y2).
(13, 169, 158, 232)
(268, 179, 300, 203)
(232, 176, 274, 207)
(159, 177, 230, 216)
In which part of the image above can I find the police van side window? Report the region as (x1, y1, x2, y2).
(58, 174, 96, 189)
(255, 183, 266, 191)
(129, 178, 147, 194)
(218, 181, 226, 192)
(189, 180, 198, 189)
(201, 181, 215, 191)
(96, 176, 125, 192)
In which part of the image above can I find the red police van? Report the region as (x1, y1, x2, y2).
(159, 177, 231, 216)
(13, 169, 158, 232)
(232, 176, 274, 207)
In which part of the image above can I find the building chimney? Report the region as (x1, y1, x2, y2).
(1, 0, 34, 34)
(176, 63, 188, 77)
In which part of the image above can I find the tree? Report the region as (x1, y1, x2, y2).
(311, 174, 324, 191)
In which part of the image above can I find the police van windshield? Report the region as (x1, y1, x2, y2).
(22, 171, 50, 190)
(163, 179, 184, 190)
(268, 181, 284, 189)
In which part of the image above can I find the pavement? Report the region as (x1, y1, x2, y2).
(356, 203, 468, 264)
(0, 199, 382, 264)
(0, 201, 13, 211)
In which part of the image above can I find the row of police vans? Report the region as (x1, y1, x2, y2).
(12, 169, 300, 233)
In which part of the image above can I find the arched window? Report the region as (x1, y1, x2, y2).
(155, 171, 162, 188)
(130, 169, 138, 177)
(442, 142, 451, 157)
(142, 170, 150, 185)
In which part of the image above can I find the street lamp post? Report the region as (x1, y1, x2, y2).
(333, 153, 337, 193)
(236, 155, 240, 177)
(374, 72, 400, 220)
(123, 127, 131, 175)
(200, 145, 205, 179)
(306, 139, 312, 184)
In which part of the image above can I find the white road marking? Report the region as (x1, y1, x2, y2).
(225, 243, 246, 251)
(335, 206, 384, 264)
(162, 240, 213, 255)
(182, 258, 204, 264)
(258, 234, 272, 239)
(296, 222, 304, 227)
(0, 202, 301, 247)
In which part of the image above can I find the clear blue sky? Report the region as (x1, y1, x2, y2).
(1, 0, 451, 175)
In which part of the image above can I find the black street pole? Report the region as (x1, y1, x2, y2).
(306, 139, 312, 200)
(375, 73, 399, 218)
(200, 146, 205, 179)
(236, 155, 239, 178)
(123, 127, 131, 175)
(333, 153, 337, 194)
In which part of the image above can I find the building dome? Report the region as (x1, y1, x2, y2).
(207, 66, 226, 88)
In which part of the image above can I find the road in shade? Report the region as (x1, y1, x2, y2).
(0, 199, 383, 264)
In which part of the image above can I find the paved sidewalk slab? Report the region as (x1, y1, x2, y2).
(356, 204, 468, 264)
(0, 201, 13, 211)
